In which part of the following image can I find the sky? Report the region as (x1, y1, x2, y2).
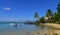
(0, 0, 59, 22)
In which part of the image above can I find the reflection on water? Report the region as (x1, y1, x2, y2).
(0, 22, 60, 35)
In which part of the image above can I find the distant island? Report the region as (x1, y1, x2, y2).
(24, 21, 36, 25)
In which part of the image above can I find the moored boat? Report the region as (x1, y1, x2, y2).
(9, 23, 17, 27)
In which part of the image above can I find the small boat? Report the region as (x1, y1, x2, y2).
(10, 23, 17, 27)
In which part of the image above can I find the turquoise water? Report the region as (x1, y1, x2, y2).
(0, 22, 58, 35)
(0, 22, 48, 35)
(0, 22, 36, 32)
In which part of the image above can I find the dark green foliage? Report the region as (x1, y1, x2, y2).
(39, 17, 45, 23)
(34, 3, 60, 24)
(46, 9, 53, 17)
(34, 12, 39, 18)
(53, 12, 58, 21)
(57, 3, 60, 21)
(53, 12, 57, 18)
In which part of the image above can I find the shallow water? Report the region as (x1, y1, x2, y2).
(0, 22, 60, 35)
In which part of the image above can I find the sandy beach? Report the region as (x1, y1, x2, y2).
(43, 23, 60, 29)
(43, 23, 60, 35)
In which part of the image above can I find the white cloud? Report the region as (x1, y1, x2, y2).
(4, 7, 11, 10)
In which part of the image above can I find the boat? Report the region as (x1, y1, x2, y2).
(9, 23, 17, 27)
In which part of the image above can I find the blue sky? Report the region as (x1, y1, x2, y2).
(0, 0, 59, 22)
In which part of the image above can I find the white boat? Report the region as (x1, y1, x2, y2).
(10, 23, 17, 27)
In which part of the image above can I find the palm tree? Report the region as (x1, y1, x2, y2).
(45, 9, 53, 23)
(46, 9, 53, 20)
(34, 12, 39, 20)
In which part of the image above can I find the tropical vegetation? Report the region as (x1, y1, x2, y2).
(34, 3, 60, 24)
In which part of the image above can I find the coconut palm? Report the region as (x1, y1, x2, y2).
(46, 9, 53, 20)
(34, 12, 39, 20)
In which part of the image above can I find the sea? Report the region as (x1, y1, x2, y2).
(0, 22, 60, 35)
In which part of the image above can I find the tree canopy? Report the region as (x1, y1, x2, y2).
(46, 9, 53, 17)
(34, 12, 39, 19)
